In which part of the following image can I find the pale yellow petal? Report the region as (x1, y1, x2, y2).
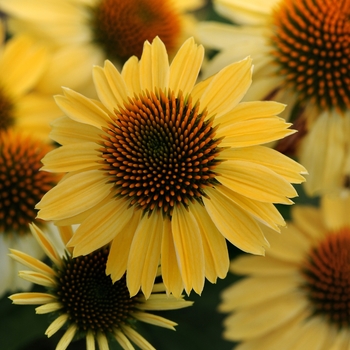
(29, 223, 61, 266)
(216, 188, 285, 232)
(169, 37, 204, 96)
(56, 324, 77, 350)
(122, 325, 155, 350)
(127, 212, 163, 298)
(114, 329, 135, 350)
(203, 187, 268, 254)
(35, 302, 63, 314)
(0, 35, 47, 97)
(41, 142, 100, 172)
(45, 314, 69, 337)
(70, 198, 134, 256)
(220, 146, 306, 183)
(86, 331, 96, 350)
(161, 219, 184, 297)
(223, 292, 307, 340)
(189, 201, 229, 282)
(9, 249, 55, 276)
(190, 74, 215, 104)
(93, 60, 128, 113)
(50, 116, 101, 145)
(218, 118, 295, 147)
(198, 57, 252, 118)
(230, 254, 297, 276)
(9, 292, 56, 305)
(217, 160, 297, 204)
(172, 205, 205, 295)
(132, 311, 177, 330)
(18, 271, 56, 287)
(36, 170, 113, 221)
(58, 226, 74, 248)
(217, 101, 285, 127)
(139, 37, 169, 92)
(96, 333, 109, 350)
(106, 210, 142, 283)
(55, 88, 111, 129)
(219, 275, 299, 312)
(122, 56, 141, 96)
(136, 294, 192, 310)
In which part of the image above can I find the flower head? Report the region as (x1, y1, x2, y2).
(10, 223, 193, 350)
(197, 0, 350, 195)
(220, 195, 350, 349)
(0, 130, 59, 296)
(36, 37, 306, 298)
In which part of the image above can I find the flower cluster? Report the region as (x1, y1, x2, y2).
(0, 0, 347, 349)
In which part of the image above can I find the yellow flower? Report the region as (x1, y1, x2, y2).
(220, 195, 350, 350)
(0, 0, 204, 64)
(197, 0, 350, 195)
(10, 223, 193, 350)
(0, 34, 63, 140)
(36, 36, 306, 298)
(0, 130, 60, 296)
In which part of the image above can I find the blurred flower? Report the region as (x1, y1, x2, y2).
(0, 130, 60, 296)
(220, 195, 350, 349)
(197, 0, 350, 195)
(0, 0, 204, 67)
(10, 223, 193, 350)
(35, 36, 306, 298)
(0, 34, 63, 141)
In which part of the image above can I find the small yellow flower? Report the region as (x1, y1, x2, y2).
(10, 223, 193, 350)
(36, 36, 306, 298)
(220, 195, 350, 349)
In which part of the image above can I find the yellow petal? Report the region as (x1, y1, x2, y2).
(139, 37, 169, 92)
(171, 205, 205, 295)
(127, 212, 163, 298)
(96, 333, 109, 350)
(50, 116, 101, 145)
(55, 88, 110, 129)
(70, 198, 134, 256)
(86, 331, 96, 350)
(114, 329, 134, 350)
(122, 56, 141, 96)
(106, 210, 142, 283)
(217, 160, 297, 204)
(169, 37, 204, 96)
(9, 249, 55, 276)
(36, 170, 113, 221)
(189, 201, 229, 282)
(161, 219, 184, 297)
(218, 118, 295, 147)
(9, 292, 56, 305)
(220, 146, 306, 183)
(35, 302, 63, 314)
(203, 187, 268, 254)
(121, 325, 155, 350)
(29, 223, 61, 266)
(93, 60, 128, 113)
(18, 271, 56, 287)
(198, 57, 252, 118)
(41, 142, 100, 172)
(132, 311, 177, 330)
(56, 324, 77, 350)
(46, 314, 69, 338)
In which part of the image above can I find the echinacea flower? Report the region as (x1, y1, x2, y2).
(197, 0, 350, 195)
(220, 195, 350, 350)
(9, 223, 193, 350)
(36, 36, 306, 298)
(0, 0, 204, 66)
(0, 34, 62, 141)
(0, 130, 59, 296)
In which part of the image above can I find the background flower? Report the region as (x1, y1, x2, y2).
(10, 223, 193, 350)
(220, 195, 350, 349)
